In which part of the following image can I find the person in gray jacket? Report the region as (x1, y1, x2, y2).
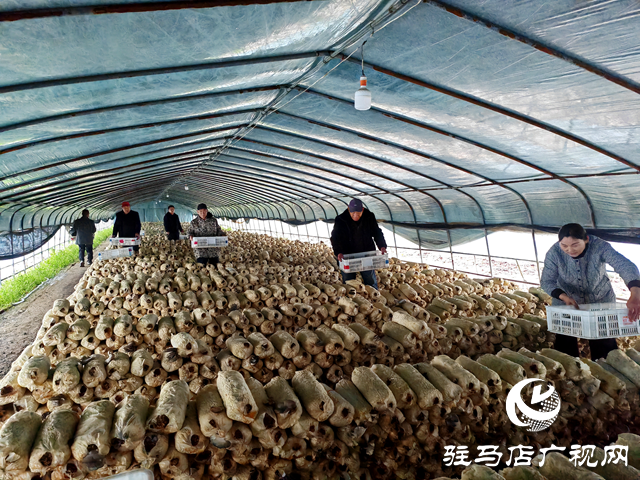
(541, 223, 640, 359)
(70, 209, 96, 267)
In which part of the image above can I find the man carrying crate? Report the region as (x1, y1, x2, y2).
(188, 203, 225, 266)
(331, 199, 387, 290)
(112, 202, 142, 253)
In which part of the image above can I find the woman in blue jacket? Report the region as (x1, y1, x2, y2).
(541, 224, 640, 359)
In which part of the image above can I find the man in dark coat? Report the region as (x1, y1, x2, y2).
(163, 205, 183, 240)
(70, 209, 96, 267)
(112, 201, 142, 252)
(330, 198, 387, 289)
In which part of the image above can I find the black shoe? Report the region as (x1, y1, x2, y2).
(80, 262, 85, 267)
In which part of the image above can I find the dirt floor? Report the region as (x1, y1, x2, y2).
(0, 243, 109, 377)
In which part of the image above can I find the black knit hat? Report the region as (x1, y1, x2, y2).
(167, 205, 175, 209)
(197, 203, 207, 210)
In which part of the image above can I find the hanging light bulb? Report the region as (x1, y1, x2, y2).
(185, 185, 189, 191)
(166, 194, 169, 198)
(354, 77, 371, 110)
(354, 41, 371, 111)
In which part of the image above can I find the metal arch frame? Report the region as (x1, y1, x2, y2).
(234, 136, 477, 226)
(0, 141, 228, 198)
(0, 85, 614, 226)
(0, 126, 238, 186)
(88, 185, 186, 209)
(260, 114, 535, 226)
(6, 160, 206, 206)
(230, 204, 257, 219)
(214, 140, 422, 252)
(222, 141, 419, 226)
(243, 129, 503, 262)
(211, 157, 341, 220)
(296, 87, 598, 227)
(208, 158, 354, 199)
(202, 182, 309, 225)
(0, 109, 257, 157)
(213, 150, 416, 251)
(212, 155, 366, 199)
(221, 143, 430, 260)
(0, 152, 217, 202)
(187, 170, 319, 206)
(0, 86, 282, 135)
(43, 167, 205, 208)
(0, 52, 332, 95)
(1, 1, 322, 21)
(84, 181, 215, 211)
(7, 205, 30, 257)
(200, 162, 339, 220)
(0, 85, 601, 228)
(167, 179, 301, 218)
(1, 75, 599, 229)
(218, 154, 375, 203)
(232, 128, 491, 267)
(175, 175, 306, 209)
(342, 55, 640, 176)
(12, 160, 205, 205)
(44, 208, 56, 228)
(424, 0, 640, 97)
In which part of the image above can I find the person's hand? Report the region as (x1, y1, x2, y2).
(380, 247, 387, 255)
(165, 232, 170, 235)
(627, 287, 640, 321)
(135, 233, 141, 239)
(111, 234, 116, 238)
(338, 254, 344, 262)
(559, 294, 579, 309)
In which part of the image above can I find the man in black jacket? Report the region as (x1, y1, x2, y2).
(70, 209, 96, 267)
(163, 205, 183, 240)
(330, 199, 387, 289)
(112, 201, 142, 252)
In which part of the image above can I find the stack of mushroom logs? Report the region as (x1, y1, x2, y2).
(2, 230, 640, 480)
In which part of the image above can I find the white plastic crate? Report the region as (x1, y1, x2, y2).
(339, 251, 389, 273)
(546, 302, 639, 339)
(98, 247, 134, 261)
(179, 234, 189, 240)
(192, 236, 229, 248)
(100, 469, 153, 480)
(109, 237, 141, 246)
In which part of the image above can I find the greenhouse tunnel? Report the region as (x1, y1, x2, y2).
(2, 0, 640, 272)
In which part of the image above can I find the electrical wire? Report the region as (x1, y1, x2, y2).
(155, 0, 420, 202)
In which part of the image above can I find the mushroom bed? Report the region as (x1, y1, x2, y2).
(1, 223, 640, 480)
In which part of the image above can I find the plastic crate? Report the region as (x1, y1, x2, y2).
(101, 469, 153, 480)
(179, 234, 189, 240)
(109, 237, 141, 246)
(546, 302, 639, 339)
(192, 236, 229, 248)
(98, 247, 134, 261)
(339, 251, 389, 273)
